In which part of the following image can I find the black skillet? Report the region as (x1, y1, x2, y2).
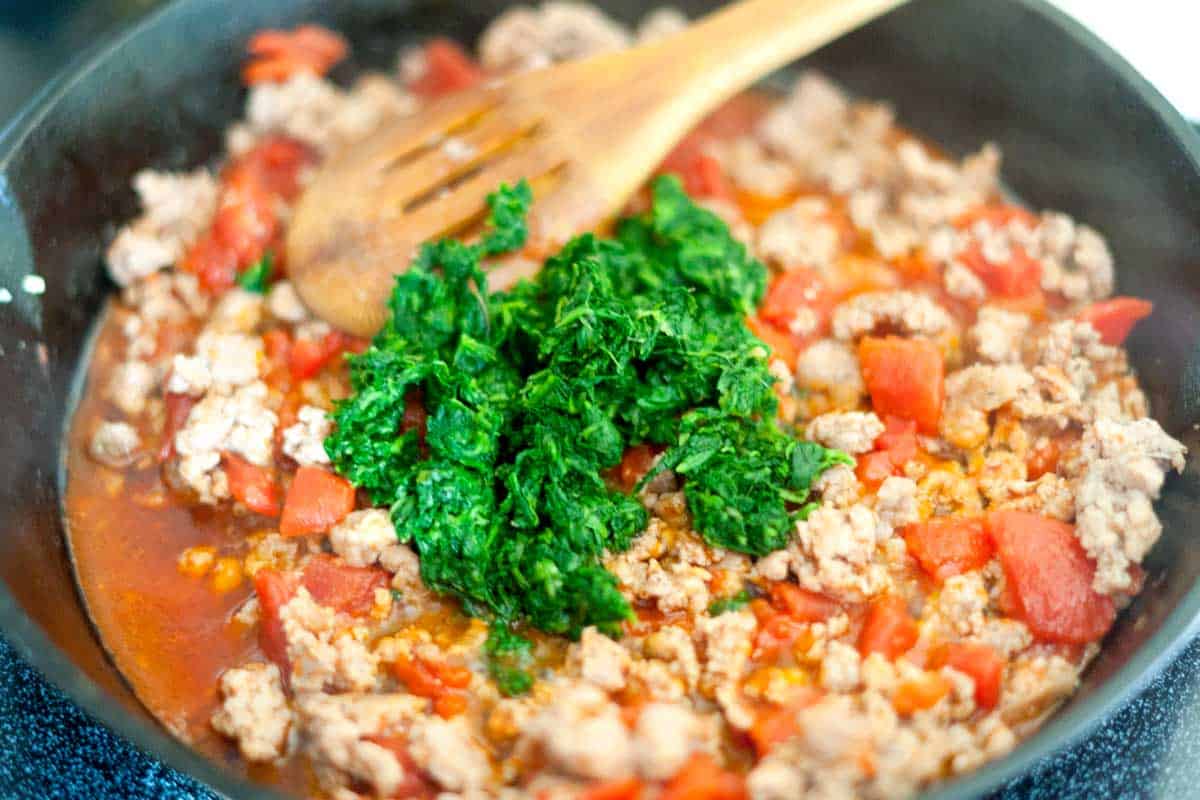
(0, 0, 1197, 797)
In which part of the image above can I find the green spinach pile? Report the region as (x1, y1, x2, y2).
(325, 176, 851, 648)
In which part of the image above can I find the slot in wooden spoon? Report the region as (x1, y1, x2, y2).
(287, 0, 907, 336)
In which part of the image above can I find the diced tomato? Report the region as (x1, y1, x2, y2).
(958, 241, 1042, 298)
(210, 176, 278, 268)
(262, 328, 292, 364)
(1026, 434, 1069, 480)
(617, 444, 657, 492)
(433, 692, 470, 719)
(891, 670, 951, 715)
(426, 659, 472, 689)
(747, 689, 820, 756)
(749, 599, 806, 660)
(362, 736, 436, 799)
(660, 753, 748, 800)
(279, 466, 356, 537)
(223, 453, 281, 516)
(746, 315, 799, 369)
(243, 24, 348, 85)
(930, 642, 1004, 709)
(158, 392, 197, 461)
(410, 38, 484, 96)
(855, 451, 896, 487)
(768, 582, 840, 623)
(1077, 297, 1154, 346)
(986, 510, 1115, 644)
(902, 517, 993, 582)
(659, 134, 734, 201)
(229, 136, 317, 203)
(393, 654, 471, 718)
(877, 415, 919, 463)
(954, 204, 1038, 232)
(393, 655, 444, 698)
(182, 232, 239, 295)
(759, 269, 835, 333)
(857, 595, 918, 660)
(289, 329, 356, 380)
(300, 554, 388, 615)
(856, 415, 919, 487)
(254, 568, 299, 676)
(858, 336, 945, 434)
(580, 777, 645, 800)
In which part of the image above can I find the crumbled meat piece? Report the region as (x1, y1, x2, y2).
(174, 381, 277, 504)
(933, 572, 989, 637)
(1033, 212, 1115, 302)
(754, 549, 791, 582)
(615, 558, 711, 615)
(969, 306, 1031, 364)
(640, 625, 700, 690)
(792, 504, 891, 600)
(167, 332, 263, 396)
(795, 338, 865, 404)
(89, 421, 141, 468)
(1075, 417, 1186, 593)
(971, 617, 1033, 658)
(806, 411, 884, 455)
(989, 473, 1075, 522)
(819, 641, 862, 692)
(1000, 654, 1079, 726)
(832, 290, 953, 340)
(713, 137, 797, 198)
(812, 463, 860, 509)
(519, 682, 634, 779)
(282, 404, 333, 467)
(407, 717, 491, 792)
(572, 626, 630, 691)
(478, 2, 631, 72)
(235, 72, 413, 157)
(281, 588, 381, 693)
(695, 609, 756, 697)
(330, 509, 398, 568)
(635, 7, 688, 42)
(874, 476, 919, 531)
(104, 360, 158, 417)
(211, 662, 292, 762)
(295, 692, 427, 797)
(266, 279, 311, 323)
(632, 702, 706, 780)
(206, 288, 264, 335)
(756, 198, 841, 272)
(942, 261, 987, 302)
(106, 168, 219, 286)
(939, 364, 1035, 449)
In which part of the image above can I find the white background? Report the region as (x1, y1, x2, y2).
(1048, 0, 1199, 120)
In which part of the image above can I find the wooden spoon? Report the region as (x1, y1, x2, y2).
(287, 0, 906, 336)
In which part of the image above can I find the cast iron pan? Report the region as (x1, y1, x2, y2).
(0, 0, 1197, 797)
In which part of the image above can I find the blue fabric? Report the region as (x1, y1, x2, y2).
(2, 631, 1199, 798)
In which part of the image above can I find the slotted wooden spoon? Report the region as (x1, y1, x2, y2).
(287, 0, 907, 336)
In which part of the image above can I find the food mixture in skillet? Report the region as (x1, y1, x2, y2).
(66, 4, 1189, 799)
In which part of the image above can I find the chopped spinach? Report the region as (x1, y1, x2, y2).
(326, 175, 849, 642)
(708, 589, 753, 615)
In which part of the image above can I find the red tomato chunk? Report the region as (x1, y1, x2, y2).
(301, 554, 388, 616)
(857, 595, 918, 660)
(903, 517, 993, 582)
(858, 336, 945, 434)
(986, 510, 1115, 644)
(279, 466, 356, 537)
(1078, 296, 1153, 345)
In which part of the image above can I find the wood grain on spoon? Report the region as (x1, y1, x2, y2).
(287, 0, 907, 336)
